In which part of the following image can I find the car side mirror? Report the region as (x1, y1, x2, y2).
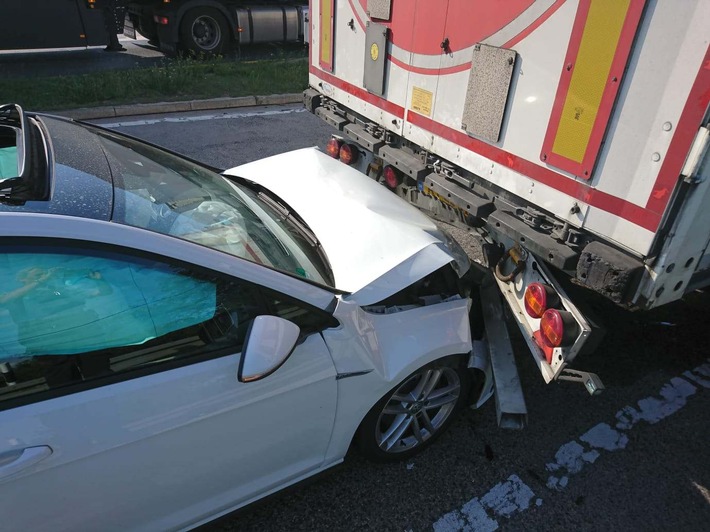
(238, 315, 300, 383)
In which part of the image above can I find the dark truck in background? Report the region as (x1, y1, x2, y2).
(0, 0, 111, 51)
(125, 0, 309, 54)
(0, 0, 308, 54)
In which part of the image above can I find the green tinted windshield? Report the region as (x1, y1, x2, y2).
(92, 128, 332, 285)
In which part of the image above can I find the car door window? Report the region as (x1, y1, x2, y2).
(0, 244, 264, 408)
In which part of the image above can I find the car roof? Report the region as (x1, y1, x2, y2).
(0, 113, 113, 221)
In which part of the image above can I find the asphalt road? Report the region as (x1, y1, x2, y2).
(93, 106, 710, 532)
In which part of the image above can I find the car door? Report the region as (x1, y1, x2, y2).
(0, 238, 339, 531)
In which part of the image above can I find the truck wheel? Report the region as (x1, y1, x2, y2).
(357, 357, 471, 461)
(179, 7, 229, 55)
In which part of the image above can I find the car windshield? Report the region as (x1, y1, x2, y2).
(86, 125, 333, 286)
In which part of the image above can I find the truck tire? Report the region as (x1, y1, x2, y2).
(179, 7, 229, 55)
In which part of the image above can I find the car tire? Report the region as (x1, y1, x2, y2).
(179, 7, 229, 55)
(357, 357, 471, 461)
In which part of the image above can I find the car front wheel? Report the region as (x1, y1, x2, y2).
(357, 357, 471, 461)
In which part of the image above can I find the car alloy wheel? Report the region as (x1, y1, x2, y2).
(358, 358, 470, 461)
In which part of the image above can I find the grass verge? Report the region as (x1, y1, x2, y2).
(0, 56, 308, 111)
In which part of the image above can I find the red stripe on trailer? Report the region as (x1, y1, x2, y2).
(406, 111, 660, 232)
(387, 0, 565, 79)
(309, 65, 406, 119)
(387, 54, 471, 76)
(646, 43, 710, 215)
(348, 0, 366, 30)
(502, 0, 567, 49)
(358, 0, 534, 55)
(349, 0, 564, 77)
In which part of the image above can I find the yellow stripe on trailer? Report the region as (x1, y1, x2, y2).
(320, 0, 333, 70)
(551, 0, 630, 164)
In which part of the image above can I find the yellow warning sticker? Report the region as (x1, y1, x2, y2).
(411, 87, 433, 117)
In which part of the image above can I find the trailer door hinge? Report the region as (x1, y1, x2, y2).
(682, 125, 709, 183)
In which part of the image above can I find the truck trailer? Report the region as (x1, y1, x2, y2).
(304, 0, 710, 416)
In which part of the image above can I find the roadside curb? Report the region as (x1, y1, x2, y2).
(57, 93, 303, 120)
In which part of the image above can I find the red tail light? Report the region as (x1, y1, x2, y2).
(339, 143, 359, 165)
(326, 138, 342, 158)
(540, 309, 564, 347)
(524, 282, 558, 319)
(539, 309, 579, 348)
(154, 15, 170, 25)
(383, 165, 401, 189)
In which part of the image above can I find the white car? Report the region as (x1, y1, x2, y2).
(0, 105, 492, 531)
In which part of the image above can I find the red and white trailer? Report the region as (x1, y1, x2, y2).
(304, 0, 710, 408)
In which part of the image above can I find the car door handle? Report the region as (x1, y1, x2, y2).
(0, 446, 53, 480)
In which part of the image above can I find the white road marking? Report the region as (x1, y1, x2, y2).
(480, 475, 536, 517)
(433, 475, 534, 532)
(100, 107, 306, 129)
(431, 359, 710, 531)
(433, 494, 498, 532)
(615, 377, 698, 429)
(579, 423, 629, 451)
(684, 364, 710, 388)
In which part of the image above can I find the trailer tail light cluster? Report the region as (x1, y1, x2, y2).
(326, 138, 360, 165)
(492, 248, 596, 389)
(154, 15, 170, 25)
(383, 165, 401, 189)
(524, 282, 579, 361)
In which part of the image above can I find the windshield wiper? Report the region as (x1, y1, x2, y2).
(256, 190, 335, 286)
(257, 191, 319, 247)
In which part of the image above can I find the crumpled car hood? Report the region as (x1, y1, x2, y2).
(224, 148, 456, 305)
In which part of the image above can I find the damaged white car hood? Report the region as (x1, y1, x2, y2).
(224, 148, 461, 305)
